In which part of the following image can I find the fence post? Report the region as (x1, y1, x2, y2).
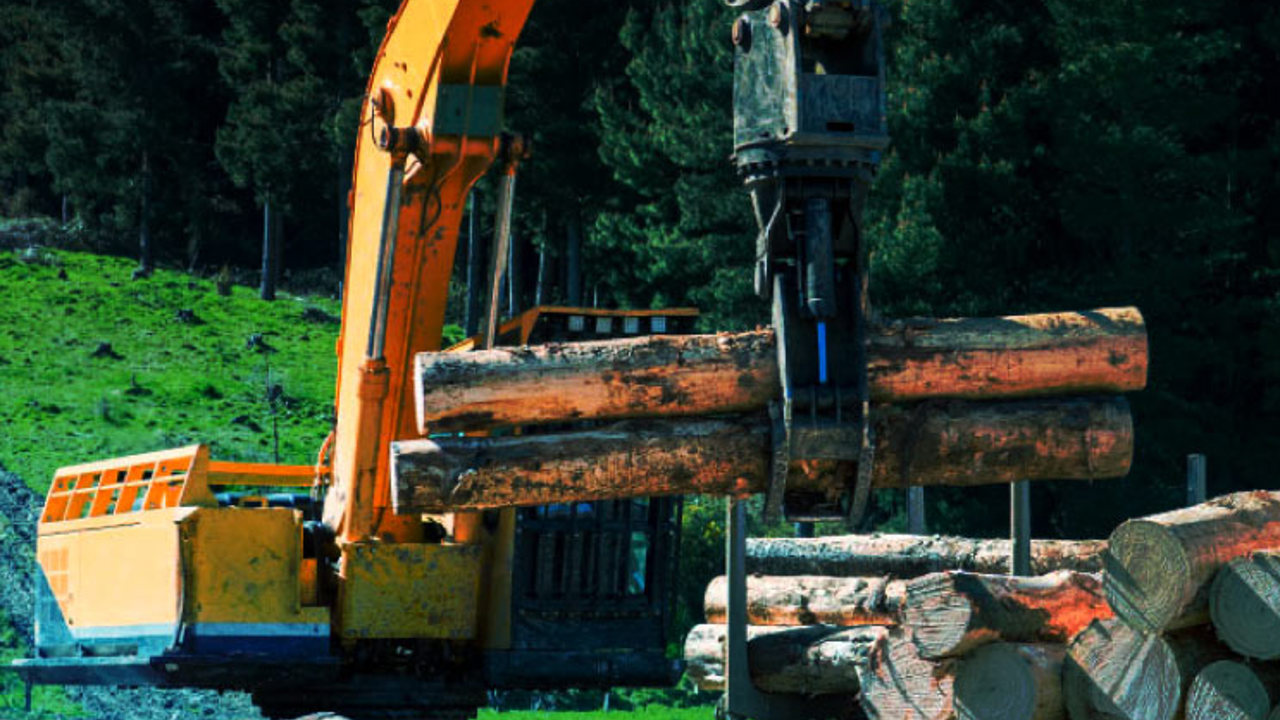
(907, 487, 926, 535)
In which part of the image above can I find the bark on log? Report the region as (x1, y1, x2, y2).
(415, 307, 1148, 432)
(954, 643, 1065, 720)
(1184, 661, 1271, 720)
(703, 575, 905, 626)
(746, 534, 1108, 578)
(683, 623, 885, 694)
(857, 628, 956, 720)
(1063, 618, 1180, 720)
(392, 396, 1133, 512)
(1210, 551, 1280, 661)
(1104, 491, 1280, 633)
(901, 570, 1112, 659)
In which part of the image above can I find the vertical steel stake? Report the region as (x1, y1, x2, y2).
(906, 486, 926, 535)
(1187, 454, 1207, 506)
(1010, 481, 1031, 576)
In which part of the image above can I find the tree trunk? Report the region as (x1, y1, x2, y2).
(902, 570, 1112, 659)
(1210, 551, 1280, 661)
(1184, 661, 1272, 720)
(748, 534, 1107, 578)
(260, 196, 280, 301)
(392, 396, 1133, 512)
(683, 623, 885, 694)
(703, 575, 905, 626)
(138, 150, 153, 274)
(535, 238, 553, 305)
(954, 643, 1065, 720)
(857, 628, 956, 720)
(565, 212, 582, 306)
(414, 307, 1147, 432)
(1104, 491, 1280, 633)
(1063, 618, 1180, 720)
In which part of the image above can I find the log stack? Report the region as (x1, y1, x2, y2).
(684, 493, 1280, 719)
(685, 533, 1114, 719)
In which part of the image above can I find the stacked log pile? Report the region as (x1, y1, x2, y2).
(685, 492, 1280, 719)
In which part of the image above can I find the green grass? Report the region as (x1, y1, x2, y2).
(0, 610, 84, 718)
(0, 248, 343, 491)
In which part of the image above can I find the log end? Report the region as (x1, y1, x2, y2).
(1209, 553, 1280, 661)
(1185, 661, 1271, 720)
(1063, 619, 1180, 720)
(1103, 520, 1189, 633)
(954, 644, 1041, 720)
(901, 575, 980, 659)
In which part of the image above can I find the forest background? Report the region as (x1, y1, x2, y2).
(2, 0, 1280, 660)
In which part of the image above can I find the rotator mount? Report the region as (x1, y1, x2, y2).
(728, 0, 889, 526)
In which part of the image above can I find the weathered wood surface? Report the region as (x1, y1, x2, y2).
(857, 628, 956, 720)
(703, 575, 905, 626)
(1063, 618, 1180, 720)
(746, 534, 1108, 578)
(393, 396, 1133, 512)
(954, 643, 1065, 720)
(1104, 491, 1280, 633)
(902, 570, 1112, 659)
(1210, 551, 1280, 661)
(683, 622, 885, 694)
(1184, 661, 1271, 720)
(415, 307, 1148, 432)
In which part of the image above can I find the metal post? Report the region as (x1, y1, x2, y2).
(724, 498, 842, 720)
(24, 677, 32, 711)
(1187, 454, 1207, 506)
(480, 168, 517, 350)
(906, 486, 926, 534)
(1010, 481, 1031, 576)
(794, 521, 814, 538)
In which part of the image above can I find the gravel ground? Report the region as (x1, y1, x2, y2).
(0, 466, 265, 720)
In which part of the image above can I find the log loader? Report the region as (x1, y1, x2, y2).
(12, 0, 1143, 718)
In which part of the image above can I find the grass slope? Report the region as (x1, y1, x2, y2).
(0, 248, 342, 491)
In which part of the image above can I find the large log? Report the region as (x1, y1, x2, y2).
(1063, 618, 1180, 720)
(1184, 661, 1271, 720)
(901, 570, 1112, 659)
(1210, 551, 1280, 661)
(746, 534, 1108, 578)
(1104, 491, 1280, 633)
(415, 307, 1148, 432)
(703, 575, 905, 626)
(683, 622, 885, 694)
(393, 396, 1133, 512)
(857, 628, 956, 720)
(954, 643, 1065, 720)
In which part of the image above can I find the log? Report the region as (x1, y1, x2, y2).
(954, 643, 1065, 720)
(392, 396, 1133, 512)
(683, 622, 886, 694)
(1104, 491, 1280, 633)
(1210, 551, 1280, 661)
(414, 307, 1148, 432)
(1063, 618, 1180, 720)
(1184, 661, 1271, 720)
(857, 628, 955, 720)
(703, 575, 905, 626)
(746, 534, 1108, 578)
(901, 570, 1112, 659)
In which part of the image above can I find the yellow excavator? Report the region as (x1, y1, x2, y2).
(14, 0, 895, 716)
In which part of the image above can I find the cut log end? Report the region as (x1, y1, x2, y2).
(1210, 552, 1280, 661)
(1105, 491, 1280, 633)
(858, 629, 955, 720)
(1063, 619, 1180, 720)
(1185, 661, 1271, 720)
(954, 643, 1065, 720)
